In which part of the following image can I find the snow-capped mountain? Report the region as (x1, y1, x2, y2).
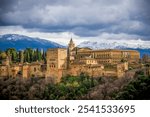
(0, 34, 65, 50)
(0, 34, 149, 57)
(78, 40, 150, 57)
(78, 39, 150, 49)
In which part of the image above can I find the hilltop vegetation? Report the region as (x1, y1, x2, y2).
(0, 70, 149, 100)
(0, 73, 100, 100)
(115, 71, 150, 99)
(80, 70, 150, 100)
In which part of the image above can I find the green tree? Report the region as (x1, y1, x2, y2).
(80, 72, 86, 83)
(42, 50, 46, 63)
(36, 48, 42, 61)
(6, 48, 17, 63)
(23, 48, 36, 63)
(116, 74, 150, 100)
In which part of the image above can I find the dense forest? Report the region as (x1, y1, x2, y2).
(0, 48, 46, 64)
(81, 70, 150, 100)
(115, 71, 150, 99)
(0, 70, 149, 100)
(0, 73, 100, 100)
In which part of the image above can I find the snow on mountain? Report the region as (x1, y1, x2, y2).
(78, 39, 150, 49)
(78, 39, 150, 57)
(0, 34, 65, 50)
(0, 34, 149, 57)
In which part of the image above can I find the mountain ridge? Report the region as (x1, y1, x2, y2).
(0, 34, 149, 57)
(0, 34, 65, 51)
(78, 41, 150, 57)
(78, 40, 150, 49)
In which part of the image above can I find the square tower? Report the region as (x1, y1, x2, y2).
(47, 48, 67, 69)
(46, 48, 67, 82)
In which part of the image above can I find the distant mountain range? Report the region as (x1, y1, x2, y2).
(78, 41, 150, 57)
(78, 40, 150, 49)
(0, 34, 64, 51)
(0, 34, 149, 57)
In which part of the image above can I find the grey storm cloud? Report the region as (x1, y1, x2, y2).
(0, 0, 150, 40)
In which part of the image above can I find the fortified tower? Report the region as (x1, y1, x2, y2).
(46, 48, 67, 82)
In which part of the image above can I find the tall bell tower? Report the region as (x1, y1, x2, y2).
(67, 38, 75, 68)
(68, 38, 75, 51)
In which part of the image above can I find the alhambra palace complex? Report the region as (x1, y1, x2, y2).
(0, 39, 141, 82)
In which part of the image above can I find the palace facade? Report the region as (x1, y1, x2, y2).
(0, 39, 140, 82)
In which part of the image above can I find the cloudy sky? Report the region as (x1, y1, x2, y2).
(0, 0, 150, 45)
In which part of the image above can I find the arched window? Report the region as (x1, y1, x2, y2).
(49, 63, 55, 68)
